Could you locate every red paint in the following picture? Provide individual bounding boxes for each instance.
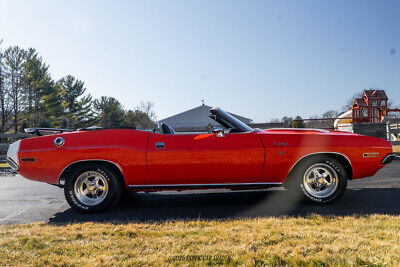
[147,131,265,184]
[258,129,391,182]
[18,129,149,185]
[17,128,393,188]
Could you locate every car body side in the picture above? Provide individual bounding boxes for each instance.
[15,128,392,188]
[17,130,149,186]
[258,129,391,183]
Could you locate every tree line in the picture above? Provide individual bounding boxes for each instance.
[0,40,156,133]
[270,110,347,128]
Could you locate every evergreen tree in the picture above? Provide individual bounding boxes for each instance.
[60,117,70,129]
[292,116,306,128]
[4,46,25,133]
[58,75,93,129]
[40,77,63,127]
[93,96,126,128]
[38,119,50,128]
[19,121,28,133]
[22,48,63,127]
[0,40,157,132]
[124,108,157,129]
[22,48,38,126]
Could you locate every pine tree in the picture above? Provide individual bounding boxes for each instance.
[292,116,306,128]
[93,96,126,128]
[41,77,63,127]
[58,75,93,129]
[22,48,63,127]
[4,46,25,133]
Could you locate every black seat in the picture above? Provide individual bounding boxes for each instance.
[161,123,175,135]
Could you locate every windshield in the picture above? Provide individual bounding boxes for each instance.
[210,108,253,132]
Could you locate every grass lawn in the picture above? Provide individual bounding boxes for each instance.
[1,215,400,266]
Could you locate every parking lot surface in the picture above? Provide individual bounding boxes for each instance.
[0,161,399,225]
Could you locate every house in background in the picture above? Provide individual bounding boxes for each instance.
[158,104,253,132]
[352,90,388,123]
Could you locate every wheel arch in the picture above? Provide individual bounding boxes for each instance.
[58,160,128,189]
[284,152,353,185]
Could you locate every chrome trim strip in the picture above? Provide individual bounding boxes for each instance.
[58,159,124,185]
[129,182,282,190]
[24,145,134,153]
[267,128,331,133]
[382,154,396,164]
[363,153,379,158]
[6,157,19,171]
[7,140,20,169]
[287,152,353,179]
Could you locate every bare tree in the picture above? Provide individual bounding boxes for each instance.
[123,101,156,129]
[137,101,157,122]
[387,100,400,118]
[123,101,157,129]
[269,118,281,123]
[322,110,340,119]
[342,92,362,112]
[0,40,12,132]
[282,116,294,128]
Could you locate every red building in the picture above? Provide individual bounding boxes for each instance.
[352,90,388,123]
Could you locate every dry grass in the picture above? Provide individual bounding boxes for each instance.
[1,215,400,266]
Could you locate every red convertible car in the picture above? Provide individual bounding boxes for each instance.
[7,107,395,212]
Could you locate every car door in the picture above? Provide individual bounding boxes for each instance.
[146,131,265,185]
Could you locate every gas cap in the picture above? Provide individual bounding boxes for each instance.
[54,137,65,147]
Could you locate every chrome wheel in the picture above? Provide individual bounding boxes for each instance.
[303,163,339,199]
[74,171,109,206]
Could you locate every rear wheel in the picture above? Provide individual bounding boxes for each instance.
[286,157,347,204]
[64,163,122,212]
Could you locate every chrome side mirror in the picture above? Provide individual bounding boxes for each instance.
[212,127,225,137]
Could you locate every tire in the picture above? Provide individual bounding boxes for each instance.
[64,163,122,213]
[286,157,347,204]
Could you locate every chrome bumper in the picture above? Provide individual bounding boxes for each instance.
[6,140,20,171]
[382,154,398,165]
[6,157,19,171]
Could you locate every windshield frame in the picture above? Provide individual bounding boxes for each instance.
[209,107,254,133]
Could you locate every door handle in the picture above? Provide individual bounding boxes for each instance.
[155,142,165,149]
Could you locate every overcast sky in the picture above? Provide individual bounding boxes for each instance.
[1,0,399,122]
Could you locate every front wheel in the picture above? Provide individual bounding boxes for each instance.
[64,163,122,212]
[286,157,347,204]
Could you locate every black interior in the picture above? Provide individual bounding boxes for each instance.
[209,108,253,133]
[161,123,175,135]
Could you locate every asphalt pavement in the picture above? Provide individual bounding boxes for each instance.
[1,161,400,225]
